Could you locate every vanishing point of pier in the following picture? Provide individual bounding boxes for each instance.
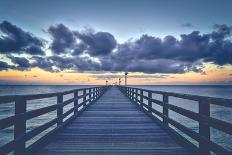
[0,86,232,155]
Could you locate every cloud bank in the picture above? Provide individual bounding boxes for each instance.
[0,21,232,74]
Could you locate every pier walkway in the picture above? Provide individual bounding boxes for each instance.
[1,86,232,155]
[36,87,189,155]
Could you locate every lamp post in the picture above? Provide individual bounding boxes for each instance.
[125,72,128,86]
[106,80,108,86]
[119,78,121,85]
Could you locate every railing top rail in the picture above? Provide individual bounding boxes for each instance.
[0,85,108,155]
[0,86,106,104]
[120,86,232,107]
[118,86,232,154]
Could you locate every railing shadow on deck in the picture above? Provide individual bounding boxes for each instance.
[0,86,109,155]
[118,86,232,155]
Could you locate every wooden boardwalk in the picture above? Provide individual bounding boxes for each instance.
[36,87,190,155]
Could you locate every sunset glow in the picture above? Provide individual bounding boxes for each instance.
[0,0,232,85]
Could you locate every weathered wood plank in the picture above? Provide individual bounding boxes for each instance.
[35,87,191,155]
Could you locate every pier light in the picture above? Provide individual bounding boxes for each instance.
[119,78,121,85]
[106,80,108,86]
[125,72,128,86]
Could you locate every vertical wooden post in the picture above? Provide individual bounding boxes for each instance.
[83,89,87,106]
[132,88,134,101]
[14,97,26,155]
[163,94,169,125]
[199,100,210,155]
[97,88,100,98]
[131,88,133,99]
[89,88,91,102]
[136,89,138,102]
[57,94,63,126]
[93,88,96,100]
[133,89,136,101]
[74,90,78,115]
[140,90,143,106]
[95,88,97,98]
[148,91,152,113]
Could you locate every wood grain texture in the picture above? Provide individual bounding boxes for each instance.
[36,87,191,155]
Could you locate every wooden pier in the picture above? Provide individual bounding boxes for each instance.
[0,86,232,155]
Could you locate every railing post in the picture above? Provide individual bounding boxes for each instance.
[89,88,91,102]
[93,88,96,100]
[148,91,152,113]
[199,100,210,155]
[163,94,169,125]
[130,88,133,99]
[97,88,99,98]
[83,89,87,106]
[140,90,143,106]
[14,97,26,155]
[132,88,135,101]
[74,90,78,115]
[136,89,138,102]
[57,94,63,126]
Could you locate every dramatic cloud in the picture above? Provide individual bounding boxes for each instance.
[0,61,13,70]
[48,24,76,55]
[0,21,45,55]
[0,21,232,74]
[75,31,117,56]
[48,24,117,56]
[29,55,101,72]
[7,55,31,70]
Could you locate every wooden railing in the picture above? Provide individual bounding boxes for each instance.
[118,86,232,155]
[0,86,108,155]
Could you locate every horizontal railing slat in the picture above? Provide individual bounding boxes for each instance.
[0,86,108,155]
[0,87,101,104]
[118,86,232,155]
[127,87,232,107]
[0,115,16,130]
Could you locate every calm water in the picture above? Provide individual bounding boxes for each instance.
[0,85,232,151]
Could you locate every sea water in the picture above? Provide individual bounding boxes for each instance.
[0,85,231,151]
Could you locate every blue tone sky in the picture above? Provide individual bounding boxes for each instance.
[1,0,232,43]
[0,0,232,85]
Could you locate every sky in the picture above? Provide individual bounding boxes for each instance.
[0,0,232,85]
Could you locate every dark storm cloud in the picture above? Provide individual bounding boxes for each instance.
[0,21,45,55]
[48,24,76,55]
[7,55,31,70]
[30,56,54,72]
[1,21,232,74]
[48,25,117,56]
[30,55,101,72]
[0,61,13,70]
[211,24,232,41]
[75,31,117,56]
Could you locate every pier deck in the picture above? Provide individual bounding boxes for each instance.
[36,87,190,155]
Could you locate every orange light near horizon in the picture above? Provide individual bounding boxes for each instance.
[0,64,231,85]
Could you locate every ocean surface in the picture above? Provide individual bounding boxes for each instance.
[0,85,232,152]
